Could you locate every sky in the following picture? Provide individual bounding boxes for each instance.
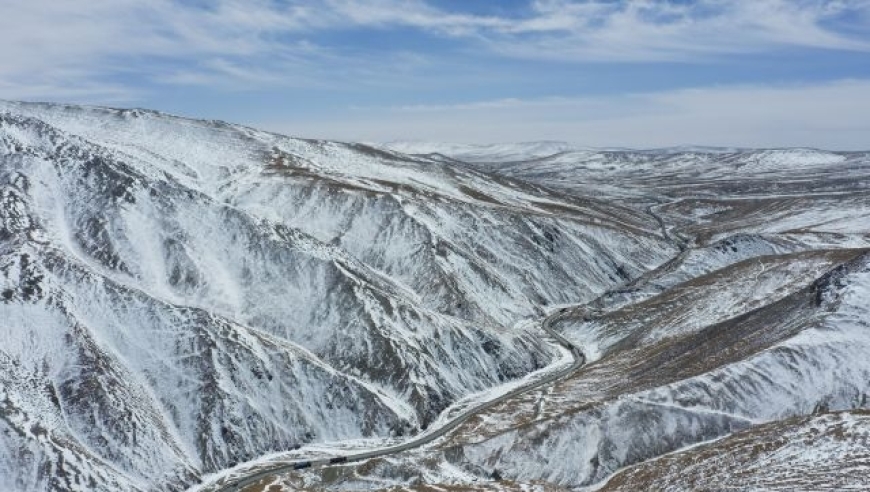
[1,0,869,149]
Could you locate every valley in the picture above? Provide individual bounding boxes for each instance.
[1,102,868,491]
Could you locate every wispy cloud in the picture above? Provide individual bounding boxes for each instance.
[1,0,869,100]
[311,0,870,60]
[484,0,870,61]
[0,0,330,98]
[304,0,870,61]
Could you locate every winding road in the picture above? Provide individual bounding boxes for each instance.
[211,310,585,492]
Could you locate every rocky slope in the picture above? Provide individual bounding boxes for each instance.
[599,409,870,491]
[245,143,870,491]
[0,102,673,491]
[2,104,868,491]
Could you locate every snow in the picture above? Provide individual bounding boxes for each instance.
[1,101,676,490]
[2,100,869,492]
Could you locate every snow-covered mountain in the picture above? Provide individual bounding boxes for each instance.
[0,102,674,491]
[217,143,867,490]
[426,145,870,202]
[1,103,868,492]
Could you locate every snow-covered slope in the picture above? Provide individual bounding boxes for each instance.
[599,409,870,491]
[245,141,870,491]
[0,101,674,491]
[3,101,868,492]
[429,145,870,203]
[276,250,870,491]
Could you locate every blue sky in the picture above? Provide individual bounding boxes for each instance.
[1,0,870,148]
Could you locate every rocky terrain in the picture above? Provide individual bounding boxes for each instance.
[1,103,868,491]
[599,409,870,491]
[0,102,670,491]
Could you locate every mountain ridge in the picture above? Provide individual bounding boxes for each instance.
[1,100,868,491]
[1,101,677,491]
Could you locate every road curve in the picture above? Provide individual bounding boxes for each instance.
[212,310,585,492]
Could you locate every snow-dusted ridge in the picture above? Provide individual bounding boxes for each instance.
[224,138,868,490]
[379,141,581,163]
[1,100,675,491]
[2,100,869,491]
[194,307,584,492]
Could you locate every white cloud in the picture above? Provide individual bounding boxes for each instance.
[0,0,328,99]
[300,0,870,61]
[1,0,869,100]
[488,0,870,61]
[263,79,870,150]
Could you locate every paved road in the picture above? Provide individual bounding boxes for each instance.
[212,311,585,492]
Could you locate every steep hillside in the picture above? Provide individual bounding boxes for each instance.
[0,101,673,491]
[267,248,870,492]
[3,103,868,492]
[599,409,870,491]
[241,144,870,491]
